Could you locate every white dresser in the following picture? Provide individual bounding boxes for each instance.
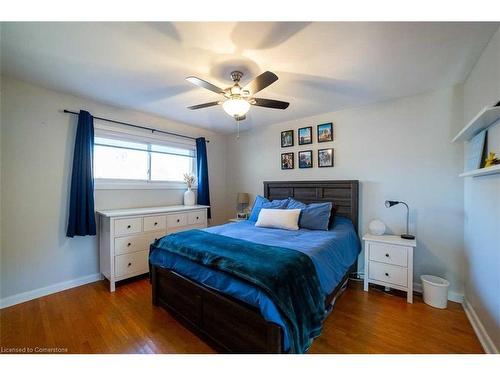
[362,234,417,303]
[97,205,209,292]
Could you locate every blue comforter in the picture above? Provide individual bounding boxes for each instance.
[149,216,360,351]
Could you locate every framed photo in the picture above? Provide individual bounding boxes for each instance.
[281,152,294,170]
[281,130,294,147]
[298,150,313,168]
[466,129,487,171]
[317,122,333,142]
[318,148,334,167]
[298,126,312,145]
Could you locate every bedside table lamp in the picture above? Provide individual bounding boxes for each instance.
[237,193,249,219]
[385,200,415,240]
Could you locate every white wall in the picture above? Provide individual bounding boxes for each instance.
[0,76,227,300]
[225,86,465,297]
[462,27,500,352]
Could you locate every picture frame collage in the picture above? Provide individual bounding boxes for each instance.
[280,123,334,170]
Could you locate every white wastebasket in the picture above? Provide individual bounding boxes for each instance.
[420,275,450,309]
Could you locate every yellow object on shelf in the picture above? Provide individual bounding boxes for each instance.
[484,152,499,168]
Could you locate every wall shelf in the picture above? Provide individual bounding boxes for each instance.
[452,106,500,143]
[459,164,500,178]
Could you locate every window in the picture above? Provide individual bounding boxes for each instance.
[94,132,196,188]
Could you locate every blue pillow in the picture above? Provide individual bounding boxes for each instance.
[287,198,332,230]
[249,195,289,222]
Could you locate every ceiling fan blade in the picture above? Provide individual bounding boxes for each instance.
[186,76,225,95]
[252,98,289,109]
[243,71,278,94]
[187,101,220,110]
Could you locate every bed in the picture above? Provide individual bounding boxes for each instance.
[150,180,360,353]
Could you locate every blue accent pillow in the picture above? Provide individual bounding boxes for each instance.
[249,195,289,222]
[287,198,332,231]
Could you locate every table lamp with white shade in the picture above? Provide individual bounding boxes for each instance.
[237,193,250,219]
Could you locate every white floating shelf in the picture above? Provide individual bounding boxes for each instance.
[459,164,500,178]
[452,106,500,143]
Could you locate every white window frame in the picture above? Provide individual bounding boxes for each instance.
[93,121,197,190]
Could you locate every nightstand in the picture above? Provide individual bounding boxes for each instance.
[228,218,247,223]
[362,234,417,303]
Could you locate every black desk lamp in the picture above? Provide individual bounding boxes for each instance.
[385,200,415,240]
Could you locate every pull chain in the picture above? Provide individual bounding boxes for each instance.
[236,118,240,139]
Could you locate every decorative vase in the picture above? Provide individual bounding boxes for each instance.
[184,187,195,206]
[368,219,386,236]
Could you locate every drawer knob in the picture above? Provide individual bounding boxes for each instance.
[196,216,199,220]
[154,222,158,226]
[385,272,389,277]
[127,225,131,229]
[128,262,132,267]
[127,243,131,247]
[177,219,180,223]
[385,253,389,257]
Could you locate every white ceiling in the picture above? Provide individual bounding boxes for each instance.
[1,22,498,133]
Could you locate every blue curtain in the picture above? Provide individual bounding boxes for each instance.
[196,137,211,218]
[67,110,96,237]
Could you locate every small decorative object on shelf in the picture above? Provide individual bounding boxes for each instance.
[183,173,196,206]
[484,152,499,167]
[368,219,386,235]
[385,200,415,240]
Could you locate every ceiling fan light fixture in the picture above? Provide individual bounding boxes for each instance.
[222,98,250,118]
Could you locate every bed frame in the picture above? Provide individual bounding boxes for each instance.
[151,180,359,353]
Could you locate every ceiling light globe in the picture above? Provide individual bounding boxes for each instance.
[223,98,250,118]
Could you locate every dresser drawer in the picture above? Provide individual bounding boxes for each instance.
[167,225,204,234]
[114,217,142,236]
[369,242,408,267]
[187,210,206,225]
[115,250,149,278]
[143,215,166,232]
[115,232,163,255]
[369,261,408,287]
[167,213,187,229]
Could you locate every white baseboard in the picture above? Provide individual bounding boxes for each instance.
[0,273,102,309]
[413,282,464,303]
[462,297,499,354]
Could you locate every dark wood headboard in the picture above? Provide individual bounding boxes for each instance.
[263,180,359,233]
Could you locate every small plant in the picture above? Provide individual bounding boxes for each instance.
[183,173,195,189]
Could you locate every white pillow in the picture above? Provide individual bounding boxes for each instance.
[255,208,301,231]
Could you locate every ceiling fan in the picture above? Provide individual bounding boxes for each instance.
[186,71,289,121]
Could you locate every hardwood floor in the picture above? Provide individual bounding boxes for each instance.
[0,277,483,354]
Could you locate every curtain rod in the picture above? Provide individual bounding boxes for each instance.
[63,110,209,143]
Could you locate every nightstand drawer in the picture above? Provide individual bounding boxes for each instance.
[115,250,149,278]
[369,261,408,287]
[167,213,187,229]
[369,243,408,267]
